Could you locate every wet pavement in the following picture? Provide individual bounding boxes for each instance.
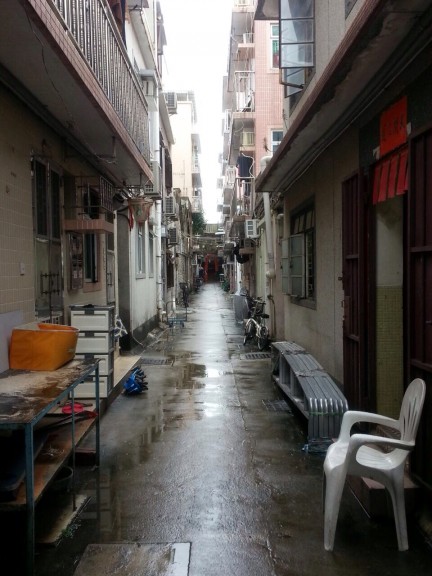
[29,282,432,574]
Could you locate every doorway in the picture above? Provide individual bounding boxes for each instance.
[33,159,64,322]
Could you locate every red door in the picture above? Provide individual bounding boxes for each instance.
[342,173,375,411]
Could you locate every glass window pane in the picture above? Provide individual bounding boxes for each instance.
[271,23,279,37]
[291,277,303,296]
[272,39,279,68]
[281,20,314,44]
[281,0,314,19]
[281,43,314,68]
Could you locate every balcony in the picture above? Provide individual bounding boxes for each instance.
[232,1,255,37]
[237,33,255,61]
[0,0,153,187]
[192,196,203,213]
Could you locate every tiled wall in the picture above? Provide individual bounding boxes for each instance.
[376,286,403,418]
[0,89,35,322]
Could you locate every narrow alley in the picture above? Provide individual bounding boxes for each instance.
[33,283,432,576]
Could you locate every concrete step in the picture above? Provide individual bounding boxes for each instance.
[348,473,418,519]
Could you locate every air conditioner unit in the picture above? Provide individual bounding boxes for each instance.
[224,109,232,133]
[243,33,254,43]
[241,132,255,146]
[168,228,178,244]
[165,92,177,113]
[164,196,176,215]
[243,238,255,248]
[245,219,259,238]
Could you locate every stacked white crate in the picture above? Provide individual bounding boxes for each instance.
[70,305,115,398]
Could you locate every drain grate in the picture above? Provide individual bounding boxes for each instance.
[262,399,292,413]
[226,335,244,343]
[140,358,172,366]
[240,352,272,360]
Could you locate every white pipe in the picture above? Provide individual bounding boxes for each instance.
[260,156,276,281]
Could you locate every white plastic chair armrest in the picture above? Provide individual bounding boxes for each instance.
[347,433,414,459]
[338,411,399,441]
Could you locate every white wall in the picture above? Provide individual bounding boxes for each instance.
[283,128,358,382]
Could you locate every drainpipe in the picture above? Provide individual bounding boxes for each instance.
[139,66,164,322]
[155,198,164,322]
[260,156,276,335]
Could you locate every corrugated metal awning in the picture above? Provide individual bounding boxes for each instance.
[372,147,408,205]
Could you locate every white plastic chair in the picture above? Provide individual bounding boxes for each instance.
[323,378,426,552]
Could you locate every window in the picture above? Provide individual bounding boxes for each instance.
[282,202,315,301]
[84,234,98,283]
[82,186,99,284]
[279,0,315,97]
[271,23,279,68]
[148,232,155,277]
[271,129,283,152]
[136,223,146,277]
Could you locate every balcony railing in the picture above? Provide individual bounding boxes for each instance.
[53,0,151,163]
[192,196,203,213]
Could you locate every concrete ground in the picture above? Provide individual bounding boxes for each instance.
[29,282,432,574]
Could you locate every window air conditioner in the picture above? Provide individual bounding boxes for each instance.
[243,238,255,248]
[245,219,259,238]
[165,92,177,113]
[241,132,255,146]
[164,196,176,215]
[168,228,178,244]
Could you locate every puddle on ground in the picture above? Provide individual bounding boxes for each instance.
[175,363,233,389]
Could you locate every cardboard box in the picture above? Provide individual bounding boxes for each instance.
[9,323,79,371]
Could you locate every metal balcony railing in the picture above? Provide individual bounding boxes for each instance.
[53,0,151,163]
[191,196,203,213]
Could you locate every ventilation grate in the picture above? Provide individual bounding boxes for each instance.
[226,335,245,343]
[262,399,292,413]
[140,358,172,366]
[240,352,272,360]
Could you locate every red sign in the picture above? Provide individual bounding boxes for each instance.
[379,96,407,156]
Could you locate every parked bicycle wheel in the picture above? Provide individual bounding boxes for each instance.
[243,319,255,345]
[257,325,269,350]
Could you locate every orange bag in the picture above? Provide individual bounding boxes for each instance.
[9,322,79,371]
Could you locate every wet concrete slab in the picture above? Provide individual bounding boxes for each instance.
[23,282,432,575]
[74,542,190,575]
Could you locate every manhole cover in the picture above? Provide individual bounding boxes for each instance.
[262,399,292,413]
[140,358,172,365]
[240,352,272,360]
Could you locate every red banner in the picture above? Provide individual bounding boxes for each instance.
[379,96,407,156]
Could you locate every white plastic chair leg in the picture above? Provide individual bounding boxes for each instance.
[324,467,346,551]
[387,478,409,551]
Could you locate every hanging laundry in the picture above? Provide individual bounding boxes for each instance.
[236,153,253,181]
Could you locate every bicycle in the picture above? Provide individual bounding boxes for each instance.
[243,297,270,350]
[179,282,189,308]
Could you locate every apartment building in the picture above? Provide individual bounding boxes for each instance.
[166,90,202,302]
[0,1,173,390]
[220,0,284,337]
[254,0,432,510]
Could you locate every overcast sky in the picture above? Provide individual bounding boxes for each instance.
[161,0,232,223]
